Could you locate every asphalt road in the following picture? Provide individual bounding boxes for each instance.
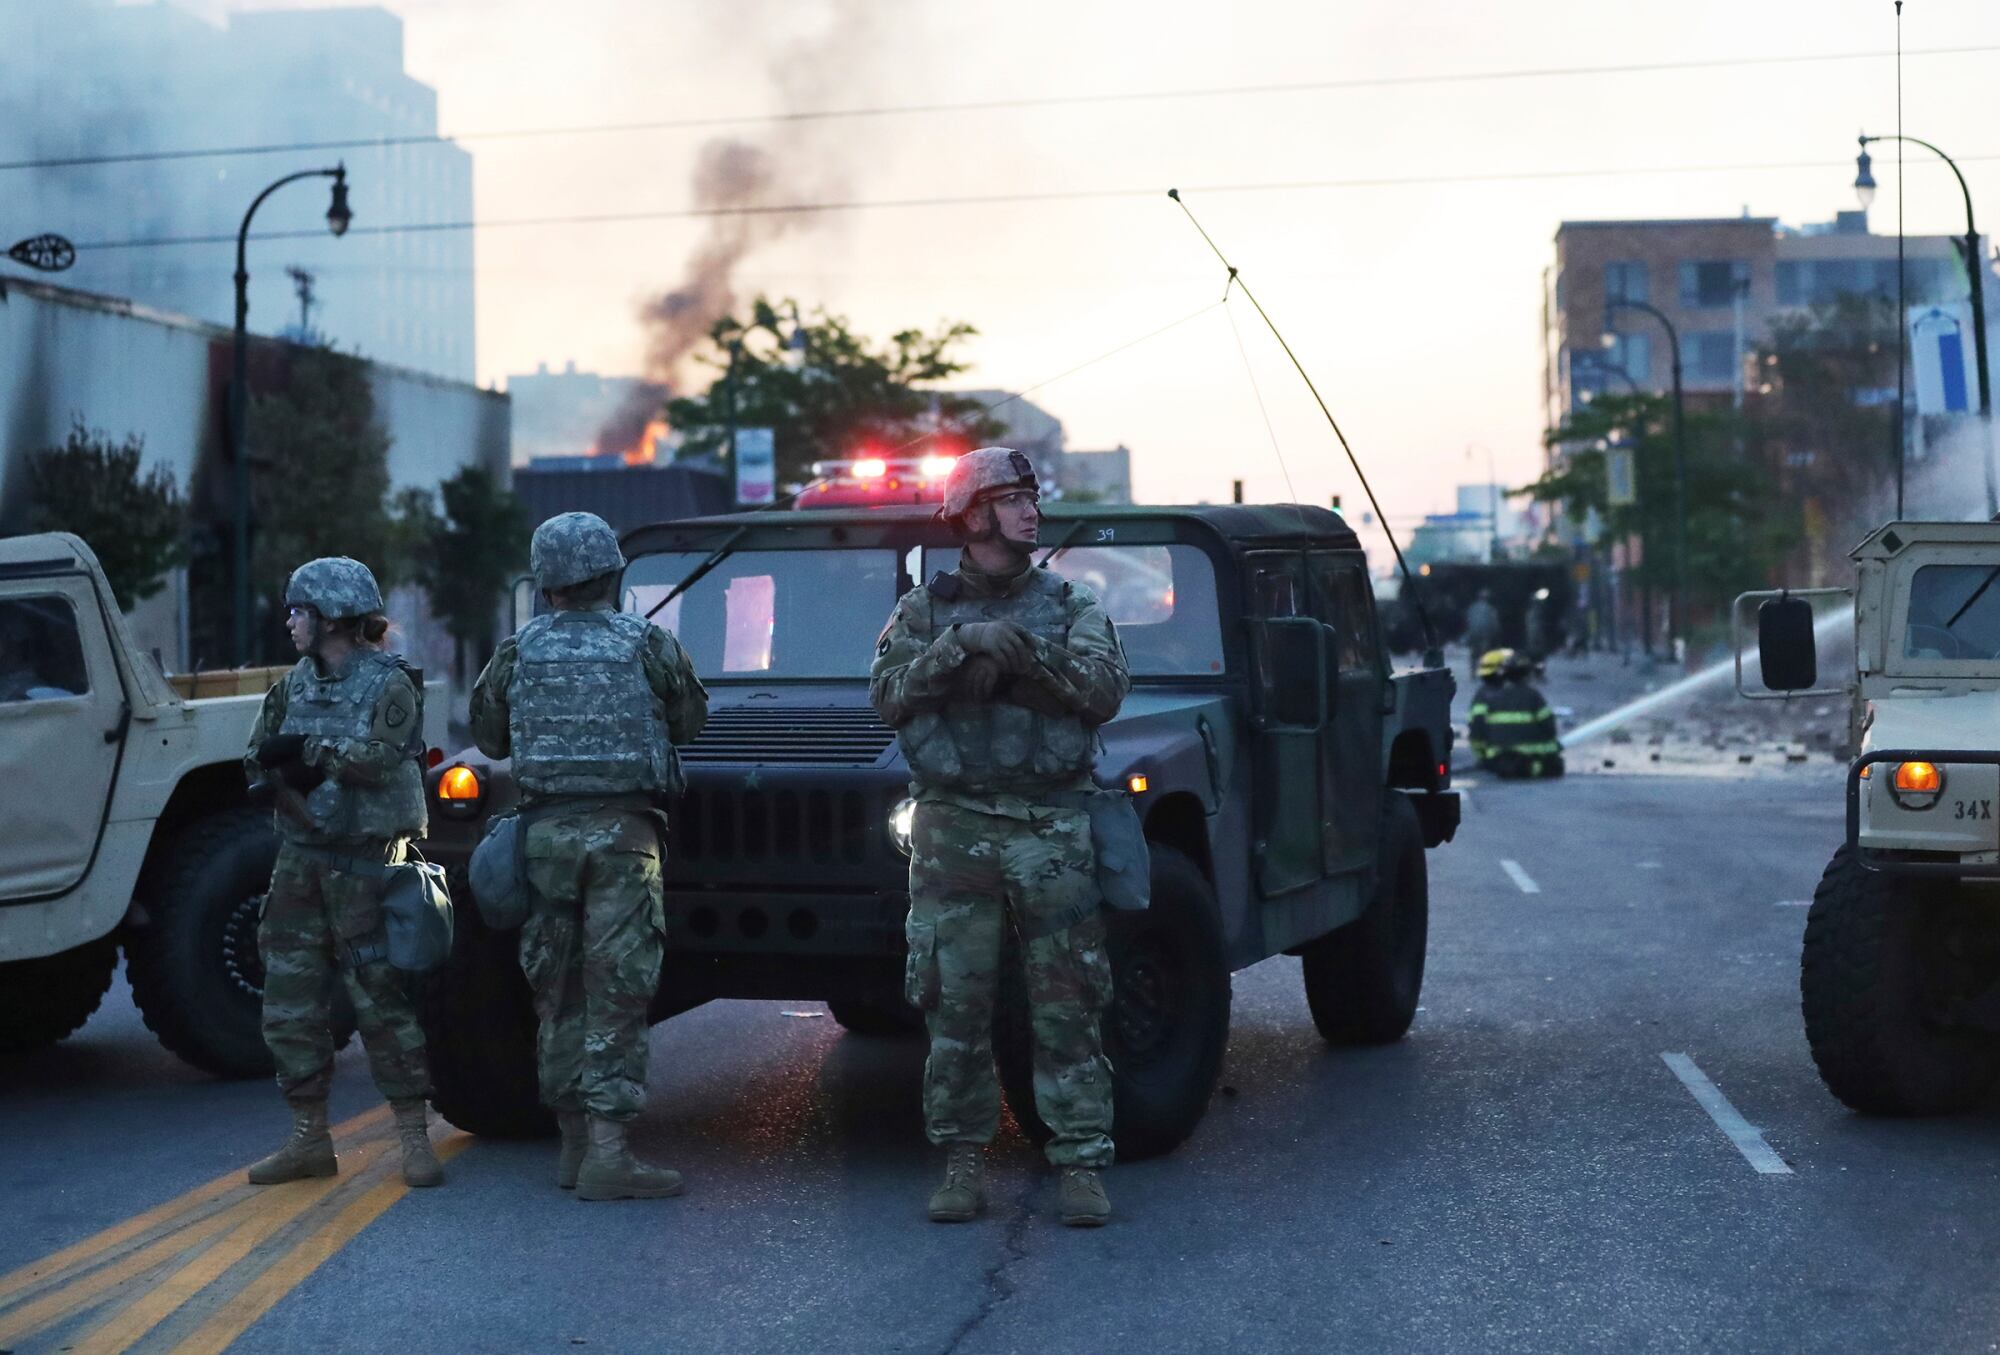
[7,766,2000,1354]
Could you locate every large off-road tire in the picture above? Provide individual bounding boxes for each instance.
[997,844,1231,1161]
[422,871,553,1138]
[1300,792,1429,1045]
[827,996,925,1037]
[0,936,118,1054]
[1801,846,2000,1115]
[127,809,280,1078]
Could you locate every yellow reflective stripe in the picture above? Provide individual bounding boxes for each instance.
[1483,711,1541,725]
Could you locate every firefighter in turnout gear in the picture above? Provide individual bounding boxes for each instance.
[243,557,442,1189]
[469,512,708,1201]
[1468,649,1564,779]
[871,447,1130,1228]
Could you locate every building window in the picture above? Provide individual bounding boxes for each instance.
[1681,331,1738,384]
[1605,260,1648,304]
[1604,332,1651,386]
[1777,257,1959,307]
[1678,260,1749,309]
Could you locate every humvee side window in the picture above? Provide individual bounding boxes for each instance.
[1307,555,1381,674]
[0,596,88,703]
[1904,564,2000,661]
[1249,555,1306,619]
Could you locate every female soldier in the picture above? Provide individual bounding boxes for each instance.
[241,557,441,1188]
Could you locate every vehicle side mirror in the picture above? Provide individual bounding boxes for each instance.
[1248,616,1327,730]
[509,573,537,633]
[1758,595,1817,692]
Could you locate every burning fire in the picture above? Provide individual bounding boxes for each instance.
[616,418,671,466]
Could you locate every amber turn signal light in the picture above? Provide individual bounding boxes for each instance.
[1127,774,1149,794]
[1892,761,1941,794]
[438,765,481,801]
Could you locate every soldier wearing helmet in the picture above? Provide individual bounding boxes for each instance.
[241,556,443,1189]
[469,511,709,1201]
[871,448,1130,1228]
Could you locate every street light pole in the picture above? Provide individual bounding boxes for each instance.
[230,165,350,665]
[1604,299,1688,659]
[1856,134,1993,517]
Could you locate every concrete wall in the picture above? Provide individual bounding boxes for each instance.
[0,276,508,674]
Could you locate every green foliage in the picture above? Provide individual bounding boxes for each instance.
[663,297,1004,486]
[404,465,530,672]
[247,346,400,619]
[1525,393,1799,607]
[26,421,186,610]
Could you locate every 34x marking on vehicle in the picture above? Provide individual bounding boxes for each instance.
[1952,798,1993,821]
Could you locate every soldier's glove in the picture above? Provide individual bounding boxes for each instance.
[277,756,325,795]
[959,653,1005,702]
[956,621,1033,675]
[1005,673,1074,718]
[257,733,309,768]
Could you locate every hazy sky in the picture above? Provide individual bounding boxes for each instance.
[200,0,2000,552]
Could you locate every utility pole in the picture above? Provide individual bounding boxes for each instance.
[285,266,317,337]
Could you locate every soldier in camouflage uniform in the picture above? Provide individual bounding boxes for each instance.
[871,448,1130,1227]
[470,511,708,1201]
[243,557,442,1188]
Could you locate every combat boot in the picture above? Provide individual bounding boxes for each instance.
[246,1099,336,1184]
[1057,1167,1110,1227]
[556,1109,587,1190]
[391,1099,443,1188]
[574,1115,684,1201]
[928,1143,985,1223]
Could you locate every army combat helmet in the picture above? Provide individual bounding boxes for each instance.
[940,447,1038,526]
[285,557,383,620]
[531,511,625,591]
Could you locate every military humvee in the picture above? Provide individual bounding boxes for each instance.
[1747,519,2000,1114]
[0,531,447,1072]
[419,503,1459,1158]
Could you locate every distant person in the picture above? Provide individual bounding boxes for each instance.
[1466,648,1512,766]
[1464,588,1500,681]
[1525,586,1555,661]
[1472,651,1564,780]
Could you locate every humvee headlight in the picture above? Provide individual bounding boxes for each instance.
[889,797,917,856]
[1889,760,1943,809]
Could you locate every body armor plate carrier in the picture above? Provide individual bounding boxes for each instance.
[507,609,681,798]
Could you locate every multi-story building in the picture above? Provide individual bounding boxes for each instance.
[1544,208,1976,426]
[507,360,667,466]
[0,1,475,381]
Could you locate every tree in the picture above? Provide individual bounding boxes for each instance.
[26,421,185,610]
[1525,393,1798,628]
[664,297,1005,487]
[243,346,399,658]
[405,466,530,677]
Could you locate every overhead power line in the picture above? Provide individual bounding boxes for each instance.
[6,42,1998,174]
[69,151,2000,253]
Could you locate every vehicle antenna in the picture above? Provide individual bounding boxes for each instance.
[1167,189,1443,666]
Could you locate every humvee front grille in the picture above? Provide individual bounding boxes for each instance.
[673,785,902,866]
[682,706,896,767]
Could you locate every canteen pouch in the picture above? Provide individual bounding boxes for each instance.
[1051,788,1151,912]
[468,812,532,930]
[380,858,454,973]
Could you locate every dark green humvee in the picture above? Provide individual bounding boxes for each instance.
[418,503,1458,1159]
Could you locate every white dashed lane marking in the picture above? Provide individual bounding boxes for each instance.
[1661,1052,1793,1176]
[1500,859,1540,894]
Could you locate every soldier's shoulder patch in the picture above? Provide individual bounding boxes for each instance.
[877,631,894,657]
[384,698,411,729]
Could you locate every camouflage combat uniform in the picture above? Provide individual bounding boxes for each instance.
[469,603,707,1121]
[246,648,430,1103]
[871,551,1130,1168]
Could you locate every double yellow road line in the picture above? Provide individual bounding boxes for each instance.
[0,1106,469,1354]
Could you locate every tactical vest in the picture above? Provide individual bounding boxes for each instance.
[896,568,1097,793]
[507,609,680,798]
[278,651,428,843]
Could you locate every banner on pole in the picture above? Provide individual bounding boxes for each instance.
[735,427,775,506]
[1909,304,1976,416]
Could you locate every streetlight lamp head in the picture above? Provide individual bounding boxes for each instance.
[326,171,352,238]
[1600,330,1619,350]
[1854,145,1877,211]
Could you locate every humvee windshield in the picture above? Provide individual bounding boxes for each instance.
[1904,563,2000,661]
[621,541,1225,681]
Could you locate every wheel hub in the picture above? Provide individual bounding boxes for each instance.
[1112,932,1179,1060]
[221,892,265,999]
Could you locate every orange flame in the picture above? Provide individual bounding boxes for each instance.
[622,418,671,466]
